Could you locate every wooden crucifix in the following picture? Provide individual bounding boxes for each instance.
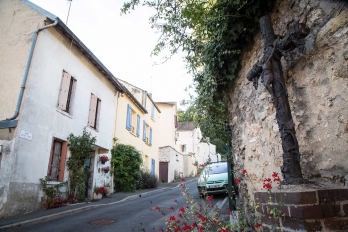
[247,15,310,185]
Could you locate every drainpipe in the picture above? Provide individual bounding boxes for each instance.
[6,18,58,120]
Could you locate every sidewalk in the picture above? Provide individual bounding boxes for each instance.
[0,177,197,230]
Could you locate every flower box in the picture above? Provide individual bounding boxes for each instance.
[93,193,102,200]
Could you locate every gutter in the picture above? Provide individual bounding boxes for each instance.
[1,18,58,128]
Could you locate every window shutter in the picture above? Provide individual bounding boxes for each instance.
[143,120,146,142]
[174,115,178,128]
[88,94,97,127]
[151,104,155,118]
[149,127,152,146]
[58,142,68,182]
[136,114,140,137]
[58,72,71,110]
[126,104,132,130]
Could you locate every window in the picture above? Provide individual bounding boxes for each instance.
[126,104,140,137]
[142,120,152,146]
[174,115,178,128]
[47,139,67,181]
[57,71,76,113]
[88,93,101,129]
[151,103,155,119]
[182,145,186,152]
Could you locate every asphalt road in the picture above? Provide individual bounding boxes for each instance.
[17,181,230,232]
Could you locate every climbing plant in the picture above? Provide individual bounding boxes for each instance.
[110,140,142,192]
[66,128,96,201]
[121,0,274,142]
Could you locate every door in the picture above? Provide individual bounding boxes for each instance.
[159,162,168,183]
[151,159,155,176]
[85,151,95,199]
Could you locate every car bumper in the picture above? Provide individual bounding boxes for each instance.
[198,185,227,194]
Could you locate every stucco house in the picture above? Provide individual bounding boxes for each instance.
[116,79,161,176]
[0,0,133,219]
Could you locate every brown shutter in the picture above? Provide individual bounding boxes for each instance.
[58,72,71,110]
[58,142,68,182]
[88,94,98,127]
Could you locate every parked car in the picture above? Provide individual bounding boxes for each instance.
[197,162,228,196]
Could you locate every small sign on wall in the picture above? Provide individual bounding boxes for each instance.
[20,130,33,141]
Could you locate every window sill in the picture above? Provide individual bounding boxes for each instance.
[87,126,99,133]
[46,181,63,185]
[56,109,73,119]
[129,131,138,137]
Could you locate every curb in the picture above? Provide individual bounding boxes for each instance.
[0,178,197,230]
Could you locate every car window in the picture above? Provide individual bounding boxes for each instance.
[205,163,227,175]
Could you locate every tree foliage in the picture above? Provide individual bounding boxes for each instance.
[122,0,273,143]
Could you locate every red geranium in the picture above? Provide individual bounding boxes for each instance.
[207,196,213,202]
[242,169,247,175]
[235,178,241,184]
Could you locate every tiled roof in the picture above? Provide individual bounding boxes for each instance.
[177,122,196,131]
[156,102,176,105]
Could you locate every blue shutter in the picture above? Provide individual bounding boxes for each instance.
[149,127,152,146]
[151,159,155,175]
[143,120,146,142]
[151,104,154,119]
[126,104,132,131]
[136,114,140,137]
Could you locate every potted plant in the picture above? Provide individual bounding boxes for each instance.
[104,181,111,196]
[98,187,108,196]
[93,186,102,200]
[99,155,109,164]
[101,166,110,173]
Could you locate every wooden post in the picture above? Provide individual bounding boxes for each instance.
[247,15,310,185]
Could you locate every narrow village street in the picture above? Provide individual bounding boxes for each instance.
[13,180,230,232]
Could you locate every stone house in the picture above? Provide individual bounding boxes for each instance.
[227,0,348,230]
[0,0,142,219]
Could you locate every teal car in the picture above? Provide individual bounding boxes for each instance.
[197,162,228,195]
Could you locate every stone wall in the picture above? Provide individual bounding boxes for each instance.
[227,0,348,223]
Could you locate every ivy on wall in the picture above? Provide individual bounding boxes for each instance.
[66,128,96,201]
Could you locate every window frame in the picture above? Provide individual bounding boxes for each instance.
[47,138,68,182]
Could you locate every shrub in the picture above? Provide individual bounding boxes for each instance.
[138,170,159,189]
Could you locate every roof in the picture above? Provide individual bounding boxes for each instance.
[156,102,177,105]
[177,122,196,131]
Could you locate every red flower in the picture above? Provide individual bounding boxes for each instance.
[181,178,185,182]
[169,207,174,210]
[201,216,207,223]
[174,199,177,203]
[254,223,261,228]
[235,178,240,184]
[179,207,185,213]
[264,178,271,183]
[183,225,191,231]
[197,214,202,219]
[242,169,247,175]
[155,206,160,211]
[207,196,213,202]
[272,172,278,178]
[178,213,183,218]
[169,215,176,221]
[263,183,272,189]
[191,222,197,228]
[229,210,232,214]
[273,176,281,182]
[198,226,205,231]
[219,228,229,232]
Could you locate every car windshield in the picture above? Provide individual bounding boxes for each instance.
[205,163,227,175]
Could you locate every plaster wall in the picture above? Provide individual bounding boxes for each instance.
[0,22,117,218]
[159,146,183,182]
[227,0,348,206]
[0,0,46,120]
[114,94,160,176]
[157,103,177,148]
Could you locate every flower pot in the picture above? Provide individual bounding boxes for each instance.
[101,161,106,164]
[105,187,111,196]
[43,202,48,209]
[104,170,109,173]
[93,193,102,200]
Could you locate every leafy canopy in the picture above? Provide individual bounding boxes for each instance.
[122,0,273,143]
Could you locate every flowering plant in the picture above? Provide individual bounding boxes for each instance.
[101,166,110,171]
[98,187,108,196]
[99,155,109,163]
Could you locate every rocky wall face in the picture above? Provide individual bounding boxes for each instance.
[228,0,348,199]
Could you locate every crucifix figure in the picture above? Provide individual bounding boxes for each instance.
[247,15,310,185]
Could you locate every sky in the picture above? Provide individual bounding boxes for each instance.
[29,0,193,109]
